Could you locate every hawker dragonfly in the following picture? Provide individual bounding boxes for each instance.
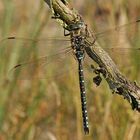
[0,19,140,134]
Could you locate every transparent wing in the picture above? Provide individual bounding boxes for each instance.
[0,36,71,57]
[87,19,140,79]
[0,36,78,80]
[93,19,140,50]
[94,19,140,38]
[7,47,78,80]
[89,19,140,67]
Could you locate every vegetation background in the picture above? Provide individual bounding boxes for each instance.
[0,0,140,139]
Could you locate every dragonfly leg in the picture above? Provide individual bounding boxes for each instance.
[64,27,70,36]
[61,0,67,4]
[51,13,61,19]
[63,22,71,36]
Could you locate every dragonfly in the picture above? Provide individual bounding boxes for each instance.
[0,19,140,134]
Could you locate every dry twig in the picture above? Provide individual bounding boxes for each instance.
[44,0,140,111]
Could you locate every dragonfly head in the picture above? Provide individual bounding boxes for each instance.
[66,21,84,31]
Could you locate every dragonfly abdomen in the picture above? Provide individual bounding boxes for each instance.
[78,58,89,134]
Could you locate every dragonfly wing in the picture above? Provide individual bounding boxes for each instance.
[89,41,140,81]
[92,19,140,51]
[0,36,76,80]
[87,19,140,71]
[7,47,78,80]
[0,36,71,57]
[86,19,140,81]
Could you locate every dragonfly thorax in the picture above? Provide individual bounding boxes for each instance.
[71,35,85,60]
[71,35,85,49]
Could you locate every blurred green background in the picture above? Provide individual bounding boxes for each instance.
[0,0,140,140]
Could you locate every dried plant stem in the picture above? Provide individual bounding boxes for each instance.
[44,0,140,111]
